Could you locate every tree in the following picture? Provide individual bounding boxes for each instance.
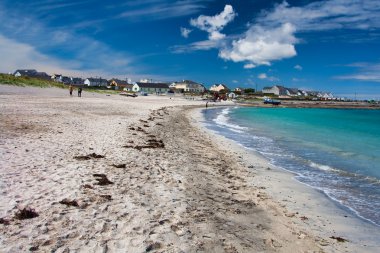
[244,88,255,94]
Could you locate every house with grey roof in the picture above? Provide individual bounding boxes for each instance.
[72,78,84,85]
[262,85,289,96]
[14,69,50,80]
[84,78,108,87]
[133,82,170,94]
[172,80,205,93]
[210,84,229,92]
[109,79,133,91]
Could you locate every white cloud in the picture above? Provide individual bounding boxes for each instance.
[219,23,297,66]
[190,4,236,41]
[292,77,306,82]
[0,34,94,77]
[259,0,380,32]
[244,63,256,69]
[335,74,380,82]
[174,0,380,68]
[258,73,267,79]
[209,31,226,40]
[171,39,220,53]
[232,80,238,83]
[119,0,207,21]
[334,62,380,82]
[294,64,303,70]
[0,3,138,78]
[0,34,180,82]
[258,72,279,82]
[180,27,192,38]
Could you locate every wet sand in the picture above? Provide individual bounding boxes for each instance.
[0,85,379,252]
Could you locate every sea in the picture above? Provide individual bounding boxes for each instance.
[202,106,380,226]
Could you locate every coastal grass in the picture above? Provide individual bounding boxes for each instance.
[0,73,66,89]
[0,74,119,94]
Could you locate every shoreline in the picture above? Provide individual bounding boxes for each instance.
[1,85,379,252]
[190,106,380,251]
[236,100,380,109]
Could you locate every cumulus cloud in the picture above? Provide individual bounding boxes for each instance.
[190,4,236,41]
[180,27,192,38]
[294,64,303,70]
[219,23,297,66]
[175,0,380,68]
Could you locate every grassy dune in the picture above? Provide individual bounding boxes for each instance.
[0,74,120,94]
[0,73,67,88]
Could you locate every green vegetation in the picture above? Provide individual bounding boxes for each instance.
[0,74,119,94]
[243,88,255,94]
[0,73,66,88]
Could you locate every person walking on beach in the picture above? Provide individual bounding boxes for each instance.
[78,87,82,97]
[69,85,74,96]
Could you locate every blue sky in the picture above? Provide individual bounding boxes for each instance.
[1,0,380,99]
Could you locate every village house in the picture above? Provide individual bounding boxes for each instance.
[210,84,229,92]
[172,80,205,93]
[262,85,288,96]
[14,69,50,80]
[72,78,84,85]
[262,85,301,97]
[317,92,334,100]
[51,75,83,85]
[108,79,133,91]
[133,82,170,94]
[84,78,108,87]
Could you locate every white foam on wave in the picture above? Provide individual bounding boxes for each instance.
[213,108,247,133]
[309,161,340,173]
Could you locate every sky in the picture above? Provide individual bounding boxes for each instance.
[1,0,380,99]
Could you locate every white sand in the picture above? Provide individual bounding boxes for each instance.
[0,85,379,252]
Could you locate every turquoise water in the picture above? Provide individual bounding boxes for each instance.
[203,107,380,226]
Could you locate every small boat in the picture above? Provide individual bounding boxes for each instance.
[263,98,281,105]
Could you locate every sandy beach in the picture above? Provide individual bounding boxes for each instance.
[1,85,379,252]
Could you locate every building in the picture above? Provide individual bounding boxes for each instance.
[317,92,334,100]
[262,85,302,97]
[133,82,170,94]
[262,85,289,96]
[108,79,133,90]
[210,84,229,92]
[84,78,108,87]
[72,78,84,85]
[14,69,50,80]
[172,80,205,93]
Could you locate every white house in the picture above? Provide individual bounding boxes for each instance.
[133,82,170,94]
[132,83,140,92]
[172,80,205,93]
[317,92,334,100]
[210,84,229,92]
[84,78,108,87]
[262,85,288,96]
[14,69,37,77]
[14,69,50,80]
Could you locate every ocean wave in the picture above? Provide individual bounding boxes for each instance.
[309,162,340,172]
[212,108,247,133]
